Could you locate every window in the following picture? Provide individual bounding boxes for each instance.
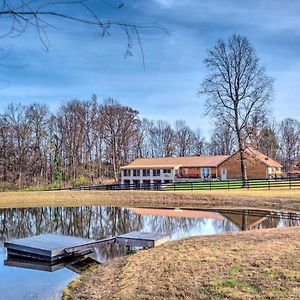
[133,170,140,177]
[143,169,150,176]
[153,169,161,176]
[201,168,211,178]
[163,169,171,174]
[133,180,140,189]
[124,180,130,186]
[123,170,130,177]
[182,168,189,175]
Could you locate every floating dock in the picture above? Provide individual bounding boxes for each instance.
[4,234,94,262]
[116,231,170,248]
[4,231,170,262]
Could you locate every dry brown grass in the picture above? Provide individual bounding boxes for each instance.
[67,227,300,300]
[0,189,300,210]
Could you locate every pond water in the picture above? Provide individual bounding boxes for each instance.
[0,206,299,300]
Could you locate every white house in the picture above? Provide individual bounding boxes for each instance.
[120,148,283,186]
[120,156,228,186]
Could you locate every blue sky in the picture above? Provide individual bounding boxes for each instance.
[1,0,300,135]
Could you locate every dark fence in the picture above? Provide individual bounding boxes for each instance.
[53,177,300,192]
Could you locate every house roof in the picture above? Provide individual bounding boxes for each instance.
[245,147,283,168]
[121,155,229,170]
[217,147,283,168]
[121,147,282,170]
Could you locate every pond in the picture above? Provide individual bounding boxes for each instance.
[0,206,299,299]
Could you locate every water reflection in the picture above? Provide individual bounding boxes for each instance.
[5,253,100,274]
[0,206,299,300]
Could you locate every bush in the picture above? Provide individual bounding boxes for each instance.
[73,175,87,187]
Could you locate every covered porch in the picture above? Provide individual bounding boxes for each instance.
[176,167,218,180]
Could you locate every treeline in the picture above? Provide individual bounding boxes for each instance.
[0,96,299,188]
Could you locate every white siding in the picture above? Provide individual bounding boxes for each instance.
[121,168,176,184]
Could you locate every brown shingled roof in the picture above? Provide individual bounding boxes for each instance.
[121,155,229,169]
[245,147,282,168]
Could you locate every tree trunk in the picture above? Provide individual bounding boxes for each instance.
[238,142,248,187]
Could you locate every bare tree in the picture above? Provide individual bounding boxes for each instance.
[279,118,300,173]
[0,0,165,59]
[200,34,273,184]
[256,122,278,159]
[100,98,139,181]
[174,120,194,156]
[148,120,176,157]
[191,128,206,156]
[208,119,236,155]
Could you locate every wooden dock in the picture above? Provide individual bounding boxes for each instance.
[4,231,170,262]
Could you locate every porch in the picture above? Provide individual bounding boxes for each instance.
[177,167,218,180]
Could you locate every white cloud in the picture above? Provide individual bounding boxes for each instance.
[152,0,186,8]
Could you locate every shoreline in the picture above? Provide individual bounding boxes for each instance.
[0,189,300,211]
[65,226,300,300]
[1,190,299,299]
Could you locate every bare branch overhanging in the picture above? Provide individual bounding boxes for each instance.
[0,0,167,57]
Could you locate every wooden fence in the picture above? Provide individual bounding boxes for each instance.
[54,177,300,192]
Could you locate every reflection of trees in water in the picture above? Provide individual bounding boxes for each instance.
[92,244,128,263]
[259,215,300,229]
[258,215,281,229]
[1,207,299,245]
[0,207,208,243]
[211,219,239,232]
[0,207,143,242]
[142,215,206,236]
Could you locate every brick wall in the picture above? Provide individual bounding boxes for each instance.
[218,151,268,179]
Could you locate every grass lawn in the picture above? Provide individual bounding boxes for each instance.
[0,189,300,210]
[164,179,300,191]
[65,227,300,300]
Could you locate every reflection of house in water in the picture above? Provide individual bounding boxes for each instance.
[131,208,270,232]
[131,208,225,220]
[220,212,269,231]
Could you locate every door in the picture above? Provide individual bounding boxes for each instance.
[221,168,227,181]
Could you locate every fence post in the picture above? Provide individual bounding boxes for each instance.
[289,176,292,190]
[209,181,212,191]
[191,182,193,191]
[227,180,230,190]
[268,180,270,190]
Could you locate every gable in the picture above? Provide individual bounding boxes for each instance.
[218,147,282,169]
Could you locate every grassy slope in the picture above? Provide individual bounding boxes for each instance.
[67,227,300,300]
[0,189,300,210]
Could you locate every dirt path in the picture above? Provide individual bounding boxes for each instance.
[66,227,300,300]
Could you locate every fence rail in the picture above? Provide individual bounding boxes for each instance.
[54,177,300,192]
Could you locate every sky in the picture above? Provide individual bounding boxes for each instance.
[1,0,300,136]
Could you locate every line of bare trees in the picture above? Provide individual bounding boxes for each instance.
[0,97,204,189]
[0,96,299,189]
